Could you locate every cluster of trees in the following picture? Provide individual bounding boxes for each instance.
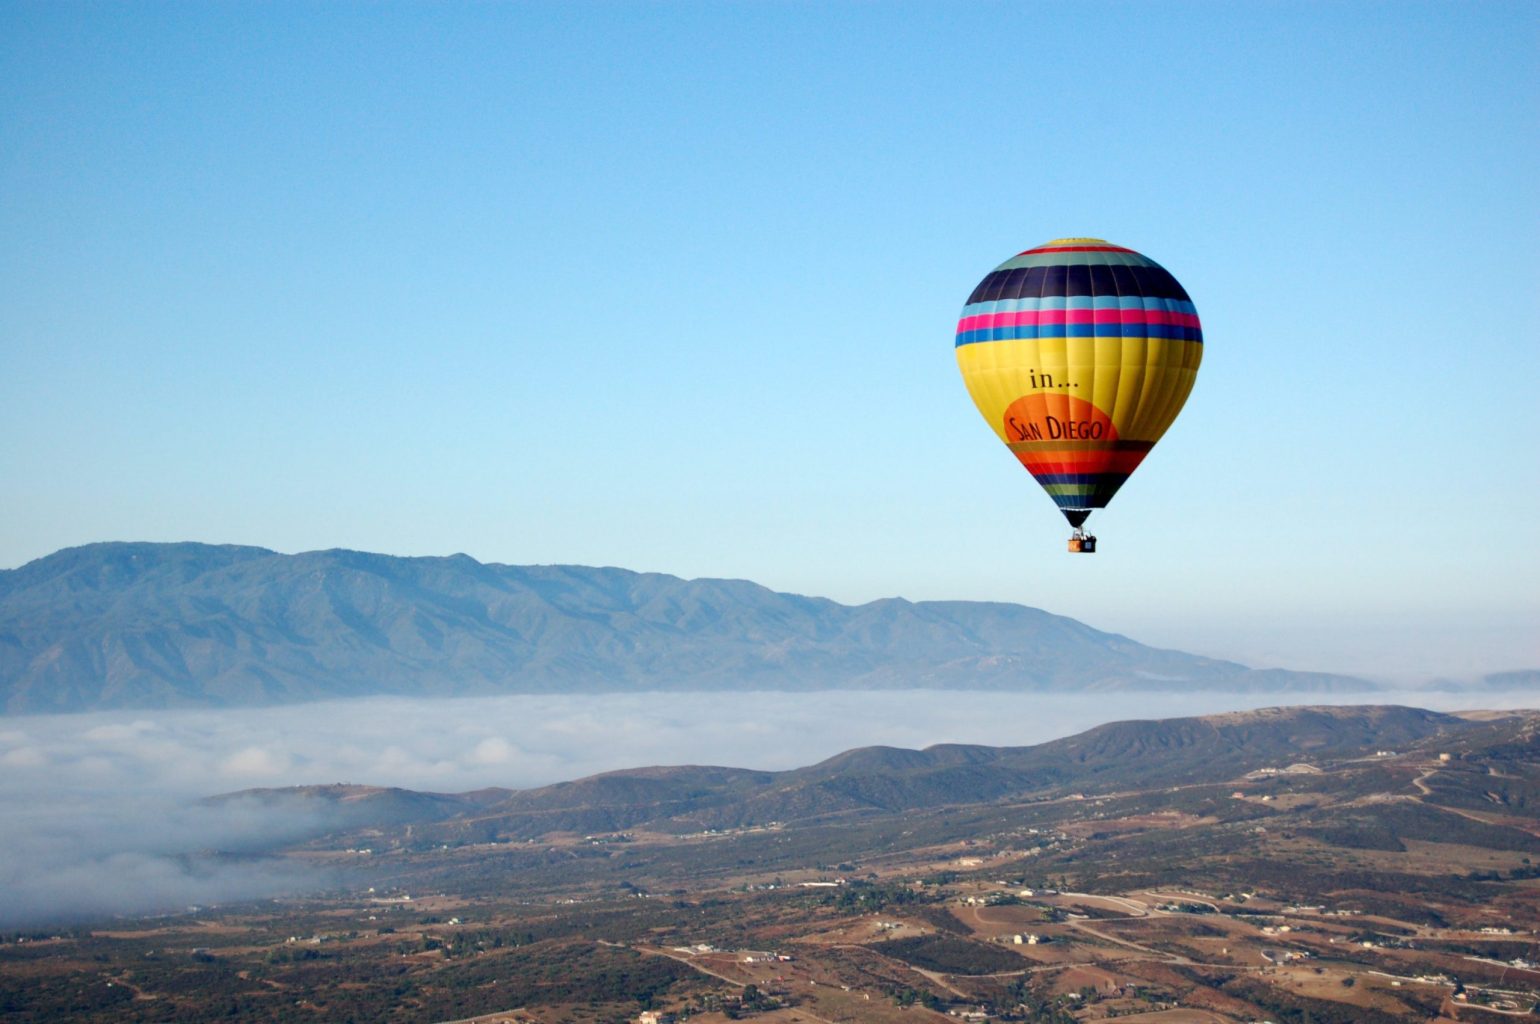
[873,935,1025,976]
[891,986,945,1010]
[0,975,135,1021]
[981,977,1080,1023]
[676,982,780,1021]
[1223,977,1412,1024]
[825,880,926,915]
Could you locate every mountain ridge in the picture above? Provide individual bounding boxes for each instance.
[212,704,1535,844]
[2,541,1377,713]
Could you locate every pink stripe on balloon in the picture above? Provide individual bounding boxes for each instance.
[956,310,1201,332]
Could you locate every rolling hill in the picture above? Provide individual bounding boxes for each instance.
[220,704,1498,843]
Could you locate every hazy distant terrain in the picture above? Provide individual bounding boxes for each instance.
[0,542,1383,713]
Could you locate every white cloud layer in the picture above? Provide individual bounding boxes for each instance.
[1,688,1533,928]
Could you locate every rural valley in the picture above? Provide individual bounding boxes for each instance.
[3,705,1536,1023]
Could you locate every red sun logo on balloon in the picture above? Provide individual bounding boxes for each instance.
[1002,393,1119,446]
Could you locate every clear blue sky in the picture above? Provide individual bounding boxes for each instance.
[3,1,1536,680]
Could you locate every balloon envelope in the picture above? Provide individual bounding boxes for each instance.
[954,238,1202,528]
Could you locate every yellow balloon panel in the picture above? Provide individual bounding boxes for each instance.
[955,337,1201,446]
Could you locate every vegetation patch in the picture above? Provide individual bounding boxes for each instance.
[871,934,1025,975]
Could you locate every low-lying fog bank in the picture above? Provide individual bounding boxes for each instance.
[2,688,1533,929]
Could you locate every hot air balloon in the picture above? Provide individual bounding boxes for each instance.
[955,238,1202,553]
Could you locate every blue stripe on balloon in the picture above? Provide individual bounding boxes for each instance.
[954,324,1203,346]
[958,297,1198,319]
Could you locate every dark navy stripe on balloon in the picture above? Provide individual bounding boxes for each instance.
[1031,473,1131,486]
[1044,478,1131,509]
[955,323,1203,346]
[966,264,1192,306]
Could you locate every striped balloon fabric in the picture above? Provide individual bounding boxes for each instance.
[954,238,1203,526]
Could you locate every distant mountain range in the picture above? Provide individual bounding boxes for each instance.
[223,704,1540,843]
[0,542,1388,713]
